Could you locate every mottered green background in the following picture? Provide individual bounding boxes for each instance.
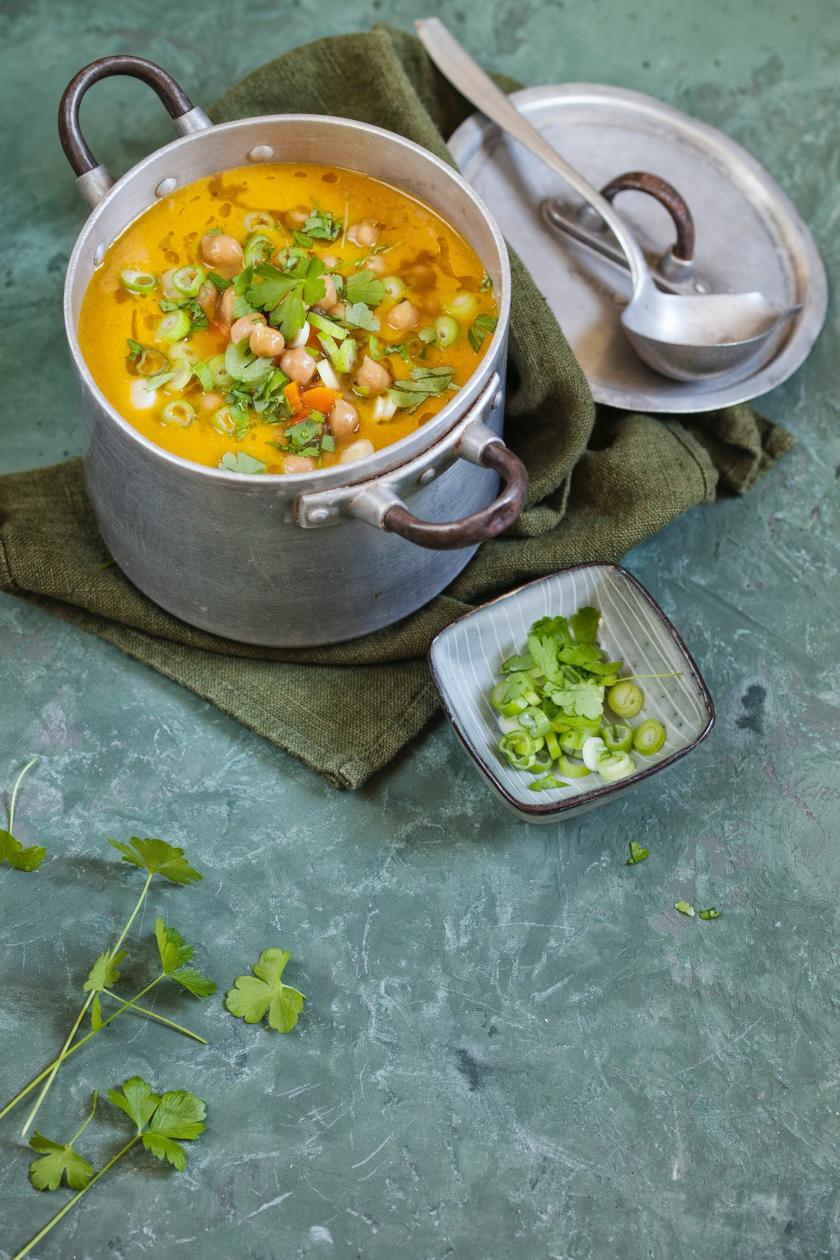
[1,1,838,1257]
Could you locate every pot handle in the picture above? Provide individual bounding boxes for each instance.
[378,435,528,550]
[342,414,529,551]
[59,56,211,207]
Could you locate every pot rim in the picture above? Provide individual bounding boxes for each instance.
[64,112,511,490]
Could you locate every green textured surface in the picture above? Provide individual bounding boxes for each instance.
[0,2,837,1258]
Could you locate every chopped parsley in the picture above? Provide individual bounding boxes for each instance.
[301,207,342,242]
[344,301,380,331]
[625,841,649,865]
[271,412,333,459]
[674,901,696,918]
[345,269,387,308]
[126,338,144,362]
[389,365,456,413]
[468,313,498,352]
[246,255,326,340]
[698,908,722,920]
[219,451,267,474]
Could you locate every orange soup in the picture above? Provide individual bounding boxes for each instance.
[79,163,498,475]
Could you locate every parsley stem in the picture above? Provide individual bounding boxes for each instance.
[20,872,155,1137]
[12,1134,140,1260]
[7,756,37,834]
[0,976,204,1123]
[69,1089,98,1146]
[102,983,208,1043]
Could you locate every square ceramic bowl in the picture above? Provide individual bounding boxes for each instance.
[428,564,714,822]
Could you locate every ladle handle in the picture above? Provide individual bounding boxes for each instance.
[415,17,652,295]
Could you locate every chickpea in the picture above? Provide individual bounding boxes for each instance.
[199,391,224,412]
[355,354,391,395]
[200,233,243,269]
[217,286,236,328]
[280,347,317,386]
[250,323,285,358]
[314,275,338,312]
[367,254,387,275]
[283,454,316,474]
[321,253,337,269]
[339,438,375,464]
[329,398,359,437]
[347,220,379,248]
[286,207,309,227]
[387,300,420,332]
[329,301,345,320]
[230,312,266,343]
[198,280,218,321]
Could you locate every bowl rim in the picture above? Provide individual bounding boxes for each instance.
[427,562,716,817]
[63,112,511,491]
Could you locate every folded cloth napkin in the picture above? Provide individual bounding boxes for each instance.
[0,26,794,787]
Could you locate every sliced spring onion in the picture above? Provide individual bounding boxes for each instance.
[598,753,636,783]
[160,267,180,298]
[633,718,666,755]
[518,707,552,739]
[244,210,276,233]
[289,320,310,348]
[382,275,405,300]
[159,400,195,427]
[560,730,587,756]
[601,722,634,753]
[528,773,568,792]
[164,361,193,393]
[172,265,207,297]
[211,405,245,437]
[332,337,357,374]
[544,729,562,762]
[130,378,158,410]
[156,310,191,342]
[582,736,607,772]
[243,233,273,268]
[557,754,591,779]
[499,731,543,771]
[434,315,459,348]
[497,715,525,734]
[119,267,156,294]
[316,358,341,391]
[169,342,199,364]
[372,394,397,422]
[608,680,645,718]
[208,354,233,391]
[134,348,168,377]
[310,311,348,340]
[443,291,477,319]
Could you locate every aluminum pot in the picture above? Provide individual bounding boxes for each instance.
[60,57,527,647]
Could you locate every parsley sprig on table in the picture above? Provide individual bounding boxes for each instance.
[14,1078,207,1260]
[226,948,306,1034]
[13,838,202,1139]
[0,758,46,872]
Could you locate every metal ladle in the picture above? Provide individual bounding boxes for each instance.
[415,17,800,382]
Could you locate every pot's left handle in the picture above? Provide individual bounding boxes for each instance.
[59,56,212,208]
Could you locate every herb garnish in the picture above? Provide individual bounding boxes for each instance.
[0,758,46,873]
[246,255,326,340]
[225,948,306,1033]
[219,451,268,474]
[468,313,498,352]
[625,841,649,865]
[389,365,456,412]
[344,301,380,331]
[301,207,342,241]
[345,268,387,308]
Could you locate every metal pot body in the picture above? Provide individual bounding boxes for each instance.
[62,68,520,647]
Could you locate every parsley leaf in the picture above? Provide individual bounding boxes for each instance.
[698,907,722,920]
[108,1075,207,1171]
[0,828,46,872]
[225,947,306,1034]
[468,313,497,352]
[570,606,600,644]
[83,949,128,1030]
[126,338,144,362]
[544,679,605,720]
[674,901,696,917]
[219,451,268,475]
[344,301,380,331]
[107,837,202,885]
[29,1132,95,1192]
[154,917,216,997]
[389,365,456,413]
[345,269,386,307]
[625,841,649,865]
[302,207,342,241]
[29,1092,98,1192]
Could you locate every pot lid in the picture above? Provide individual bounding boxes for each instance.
[447,83,827,414]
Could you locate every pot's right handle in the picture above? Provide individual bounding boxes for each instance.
[59,56,211,208]
[377,434,528,550]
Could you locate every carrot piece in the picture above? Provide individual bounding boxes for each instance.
[283,381,302,413]
[300,386,341,414]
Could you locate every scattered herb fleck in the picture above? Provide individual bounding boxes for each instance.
[625,841,649,865]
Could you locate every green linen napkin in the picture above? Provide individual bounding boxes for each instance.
[0,26,794,787]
